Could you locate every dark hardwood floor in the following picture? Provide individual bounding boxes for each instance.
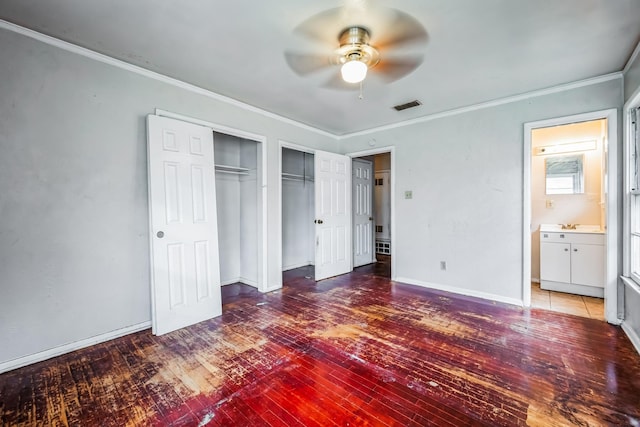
[1,256,639,426]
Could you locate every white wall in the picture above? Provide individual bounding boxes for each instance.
[0,27,337,368]
[341,79,622,304]
[530,120,605,280]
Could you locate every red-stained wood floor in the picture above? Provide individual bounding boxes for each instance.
[1,256,640,426]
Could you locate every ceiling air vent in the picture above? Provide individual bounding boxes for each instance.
[393,100,422,111]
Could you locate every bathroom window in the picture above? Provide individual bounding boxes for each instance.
[545,154,584,195]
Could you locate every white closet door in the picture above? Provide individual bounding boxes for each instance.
[147,115,221,335]
[353,159,374,267]
[315,150,352,280]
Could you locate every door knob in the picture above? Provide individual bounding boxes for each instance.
[157,231,164,238]
[314,219,323,224]
[369,217,373,221]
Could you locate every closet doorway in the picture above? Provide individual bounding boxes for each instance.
[213,131,263,289]
[147,111,267,335]
[280,143,353,282]
[281,147,315,273]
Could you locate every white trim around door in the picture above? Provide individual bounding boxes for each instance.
[346,146,396,280]
[523,109,619,324]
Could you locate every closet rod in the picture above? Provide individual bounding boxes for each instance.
[215,164,251,171]
[216,169,249,176]
[281,173,313,181]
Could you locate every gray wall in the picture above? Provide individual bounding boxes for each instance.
[341,80,622,304]
[0,28,336,366]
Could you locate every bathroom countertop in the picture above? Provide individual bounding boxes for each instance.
[540,224,604,234]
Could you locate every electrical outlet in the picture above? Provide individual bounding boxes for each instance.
[405,190,413,199]
[440,261,447,271]
[545,199,554,208]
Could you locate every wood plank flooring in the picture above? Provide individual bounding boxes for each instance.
[1,257,639,426]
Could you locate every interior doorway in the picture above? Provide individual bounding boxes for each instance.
[529,119,606,319]
[523,109,619,323]
[147,111,267,335]
[279,143,353,282]
[349,147,395,279]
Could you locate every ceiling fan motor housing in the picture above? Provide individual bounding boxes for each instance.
[336,26,380,68]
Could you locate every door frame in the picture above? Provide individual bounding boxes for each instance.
[154,109,269,293]
[346,146,396,280]
[523,108,619,323]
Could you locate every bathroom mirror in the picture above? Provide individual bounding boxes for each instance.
[545,154,584,195]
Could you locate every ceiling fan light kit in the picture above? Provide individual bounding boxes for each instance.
[341,59,368,83]
[336,26,379,84]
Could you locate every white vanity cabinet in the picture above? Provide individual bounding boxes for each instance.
[540,228,604,297]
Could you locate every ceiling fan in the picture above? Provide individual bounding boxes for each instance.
[285,4,428,89]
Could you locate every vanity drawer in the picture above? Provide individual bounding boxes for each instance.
[540,232,604,245]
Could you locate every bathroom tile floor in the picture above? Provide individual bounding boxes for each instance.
[531,282,605,320]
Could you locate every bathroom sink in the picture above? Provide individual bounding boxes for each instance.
[540,224,603,234]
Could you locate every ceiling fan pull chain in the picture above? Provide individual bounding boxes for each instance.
[359,81,364,100]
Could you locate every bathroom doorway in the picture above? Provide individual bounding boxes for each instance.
[523,109,619,323]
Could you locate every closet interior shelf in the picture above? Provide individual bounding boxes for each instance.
[215,164,250,175]
[282,172,314,182]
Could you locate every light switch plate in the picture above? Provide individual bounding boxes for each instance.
[405,190,413,199]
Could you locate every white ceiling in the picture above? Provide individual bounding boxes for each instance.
[1,0,639,135]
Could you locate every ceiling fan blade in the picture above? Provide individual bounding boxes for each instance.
[372,9,428,50]
[372,56,424,82]
[293,7,349,46]
[284,51,333,76]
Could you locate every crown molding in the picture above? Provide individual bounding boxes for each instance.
[339,72,623,139]
[0,20,336,140]
[623,39,640,75]
[1,20,624,141]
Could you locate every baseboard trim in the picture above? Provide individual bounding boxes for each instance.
[283,262,313,272]
[0,321,151,374]
[531,278,540,283]
[622,322,640,356]
[394,277,524,307]
[238,277,258,288]
[221,277,258,288]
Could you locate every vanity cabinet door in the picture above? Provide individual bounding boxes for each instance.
[571,243,604,287]
[540,242,571,283]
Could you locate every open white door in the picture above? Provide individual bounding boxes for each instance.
[315,150,352,280]
[353,159,374,267]
[147,115,221,335]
